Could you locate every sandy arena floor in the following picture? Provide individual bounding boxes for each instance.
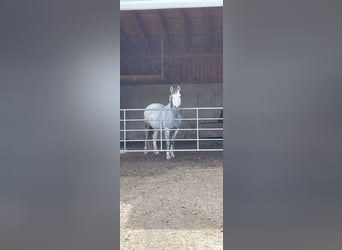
[120,151,223,250]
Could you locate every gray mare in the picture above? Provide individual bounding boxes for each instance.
[144,86,182,160]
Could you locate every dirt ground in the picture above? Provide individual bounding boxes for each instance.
[120,151,223,250]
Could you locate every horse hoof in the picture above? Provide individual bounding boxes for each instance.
[144,151,148,155]
[153,151,159,155]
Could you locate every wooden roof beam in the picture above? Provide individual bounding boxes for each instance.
[132,11,153,52]
[158,10,172,52]
[180,9,192,52]
[206,8,212,51]
[120,25,133,54]
[120,24,133,52]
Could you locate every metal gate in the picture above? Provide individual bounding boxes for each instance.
[120,107,223,153]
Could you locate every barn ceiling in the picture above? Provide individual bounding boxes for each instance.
[120,7,223,55]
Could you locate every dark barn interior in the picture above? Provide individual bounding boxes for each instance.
[120,7,223,148]
[120,7,223,84]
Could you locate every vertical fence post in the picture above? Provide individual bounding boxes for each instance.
[160,117,163,151]
[123,109,126,151]
[196,108,199,150]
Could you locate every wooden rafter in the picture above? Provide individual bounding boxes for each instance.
[120,24,132,52]
[132,11,153,52]
[206,8,212,51]
[180,9,191,52]
[158,10,171,51]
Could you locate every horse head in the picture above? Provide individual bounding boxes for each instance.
[169,85,181,109]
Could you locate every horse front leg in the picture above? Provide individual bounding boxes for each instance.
[152,130,159,155]
[170,128,179,158]
[165,129,171,160]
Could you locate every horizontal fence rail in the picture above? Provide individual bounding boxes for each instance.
[120,107,223,153]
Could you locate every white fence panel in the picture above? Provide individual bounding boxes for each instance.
[120,107,223,152]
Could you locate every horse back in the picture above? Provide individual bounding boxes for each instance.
[145,103,165,111]
[144,103,165,128]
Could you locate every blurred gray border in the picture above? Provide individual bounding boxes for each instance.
[224,1,342,249]
[1,0,121,249]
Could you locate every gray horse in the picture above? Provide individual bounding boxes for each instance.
[144,86,182,160]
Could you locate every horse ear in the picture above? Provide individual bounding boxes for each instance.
[177,85,181,92]
[170,86,174,93]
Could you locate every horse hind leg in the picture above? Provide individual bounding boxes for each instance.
[144,124,152,154]
[152,130,159,155]
[148,128,154,151]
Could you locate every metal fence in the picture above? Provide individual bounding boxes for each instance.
[120,107,223,153]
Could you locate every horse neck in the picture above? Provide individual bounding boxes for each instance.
[166,100,179,117]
